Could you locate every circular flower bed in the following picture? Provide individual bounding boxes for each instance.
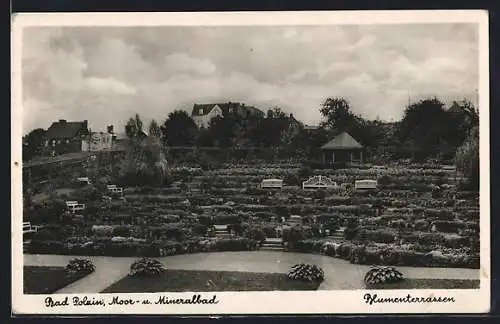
[65,258,95,276]
[364,266,404,286]
[287,263,325,282]
[129,258,166,277]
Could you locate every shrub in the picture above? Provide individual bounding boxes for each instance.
[344,227,358,240]
[191,223,208,236]
[455,126,479,190]
[378,175,391,186]
[282,226,310,244]
[287,263,325,282]
[244,226,266,242]
[129,258,166,277]
[112,225,132,237]
[354,229,396,244]
[261,224,278,238]
[211,238,259,251]
[65,258,95,276]
[430,221,467,234]
[364,266,404,286]
[27,240,65,254]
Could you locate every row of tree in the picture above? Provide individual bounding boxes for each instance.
[122,97,478,157]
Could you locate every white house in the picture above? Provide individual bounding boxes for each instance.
[191,104,224,128]
[191,102,265,129]
[83,132,113,151]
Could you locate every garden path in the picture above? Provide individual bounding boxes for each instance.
[24,252,479,293]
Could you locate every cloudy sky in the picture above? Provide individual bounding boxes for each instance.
[21,24,478,134]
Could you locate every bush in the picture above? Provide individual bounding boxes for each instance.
[288,263,325,282]
[207,238,259,251]
[344,227,358,240]
[282,226,311,244]
[27,240,65,254]
[192,223,208,236]
[430,221,467,234]
[129,258,166,277]
[112,225,132,237]
[455,126,479,190]
[378,175,392,186]
[65,258,95,276]
[364,266,404,286]
[354,229,396,244]
[244,226,266,242]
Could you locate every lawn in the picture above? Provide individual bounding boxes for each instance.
[101,269,322,293]
[365,278,480,290]
[23,266,91,294]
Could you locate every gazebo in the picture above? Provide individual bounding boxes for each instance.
[320,131,364,164]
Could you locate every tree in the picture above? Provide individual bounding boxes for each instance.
[319,97,375,147]
[148,119,161,138]
[455,126,479,190]
[446,99,479,147]
[125,113,144,140]
[206,114,244,147]
[161,110,198,147]
[398,98,449,155]
[319,97,353,131]
[23,128,46,160]
[120,136,170,187]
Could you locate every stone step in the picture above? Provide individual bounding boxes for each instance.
[260,246,284,251]
[215,234,232,238]
[261,243,283,248]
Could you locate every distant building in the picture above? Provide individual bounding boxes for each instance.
[320,131,365,164]
[112,128,149,151]
[303,125,320,131]
[45,119,90,154]
[82,132,113,152]
[191,102,265,128]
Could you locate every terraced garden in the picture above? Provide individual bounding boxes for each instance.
[24,161,480,271]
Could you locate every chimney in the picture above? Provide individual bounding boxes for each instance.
[107,125,114,134]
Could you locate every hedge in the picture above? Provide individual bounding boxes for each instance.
[25,237,260,257]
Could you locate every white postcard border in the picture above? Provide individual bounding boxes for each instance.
[11,10,491,315]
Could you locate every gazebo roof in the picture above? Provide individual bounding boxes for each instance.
[321,131,363,150]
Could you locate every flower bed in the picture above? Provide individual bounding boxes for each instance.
[285,239,479,269]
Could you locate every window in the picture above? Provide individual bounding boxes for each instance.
[66,139,70,144]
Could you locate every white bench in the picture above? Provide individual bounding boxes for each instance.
[107,184,123,194]
[65,201,86,213]
[77,177,92,185]
[261,179,283,189]
[355,180,378,190]
[302,175,338,190]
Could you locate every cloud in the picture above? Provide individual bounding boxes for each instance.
[21,24,479,134]
[164,53,216,75]
[85,77,137,95]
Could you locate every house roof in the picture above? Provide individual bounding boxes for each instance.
[192,104,220,116]
[191,102,264,117]
[46,120,88,139]
[321,131,363,150]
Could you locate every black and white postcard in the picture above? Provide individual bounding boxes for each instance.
[11,10,490,314]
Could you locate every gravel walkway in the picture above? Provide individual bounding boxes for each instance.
[24,252,479,293]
